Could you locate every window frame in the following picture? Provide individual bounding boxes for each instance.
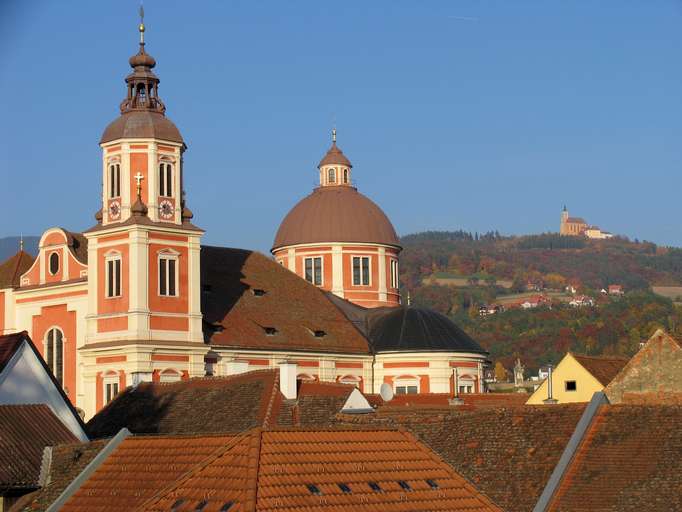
[352,255,371,286]
[159,369,182,383]
[108,162,121,199]
[303,256,323,286]
[103,371,120,405]
[390,258,399,289]
[158,249,180,297]
[394,376,419,395]
[45,327,64,386]
[327,167,336,184]
[565,380,577,392]
[48,252,60,276]
[159,162,174,198]
[104,251,122,298]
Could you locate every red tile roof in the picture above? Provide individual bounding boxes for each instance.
[59,435,235,512]
[138,428,502,512]
[548,405,682,512]
[572,354,629,386]
[0,250,34,289]
[201,247,370,354]
[0,404,78,492]
[86,370,282,439]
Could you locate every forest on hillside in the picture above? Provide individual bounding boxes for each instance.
[399,231,682,373]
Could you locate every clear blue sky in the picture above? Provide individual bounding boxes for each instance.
[1,1,681,251]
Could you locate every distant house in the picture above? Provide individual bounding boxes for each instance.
[608,284,624,296]
[515,295,550,310]
[0,331,87,441]
[569,295,595,308]
[526,352,629,405]
[478,304,504,316]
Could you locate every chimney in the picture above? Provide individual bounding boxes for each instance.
[279,361,297,400]
[543,364,558,404]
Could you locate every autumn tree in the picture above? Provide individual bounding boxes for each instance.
[494,362,508,382]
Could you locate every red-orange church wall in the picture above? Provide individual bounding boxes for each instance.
[129,152,148,204]
[32,303,77,403]
[97,244,129,315]
[44,248,64,284]
[67,251,87,280]
[148,242,189,317]
[0,291,5,332]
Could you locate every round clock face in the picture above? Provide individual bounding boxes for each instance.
[159,199,174,219]
[108,200,121,220]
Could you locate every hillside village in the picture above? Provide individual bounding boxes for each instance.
[1,6,681,512]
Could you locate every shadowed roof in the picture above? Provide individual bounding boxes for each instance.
[86,370,282,439]
[0,250,34,289]
[572,354,629,386]
[0,404,78,492]
[548,405,682,512]
[100,111,184,144]
[272,186,400,250]
[201,247,370,354]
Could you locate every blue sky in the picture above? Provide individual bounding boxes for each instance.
[1,1,681,251]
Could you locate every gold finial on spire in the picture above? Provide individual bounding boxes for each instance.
[138,4,145,44]
[19,234,23,252]
[332,127,337,144]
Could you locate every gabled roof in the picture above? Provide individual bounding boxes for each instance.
[0,332,87,437]
[0,404,78,492]
[548,405,682,512]
[86,370,282,439]
[0,250,34,289]
[285,381,356,427]
[571,354,629,386]
[137,428,502,512]
[201,247,370,354]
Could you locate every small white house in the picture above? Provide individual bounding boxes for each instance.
[0,331,87,441]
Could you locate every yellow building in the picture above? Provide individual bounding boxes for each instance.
[526,353,628,405]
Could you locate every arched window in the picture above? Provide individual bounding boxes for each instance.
[343,168,348,184]
[159,163,173,197]
[49,252,60,275]
[338,375,361,388]
[45,327,64,386]
[328,168,336,184]
[160,369,182,383]
[109,163,121,198]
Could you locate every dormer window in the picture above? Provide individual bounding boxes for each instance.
[109,163,121,198]
[328,168,336,184]
[264,327,278,336]
[159,162,173,197]
[49,252,60,275]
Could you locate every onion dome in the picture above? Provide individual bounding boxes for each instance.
[131,191,148,217]
[94,208,103,223]
[272,186,400,250]
[367,307,486,353]
[101,17,183,144]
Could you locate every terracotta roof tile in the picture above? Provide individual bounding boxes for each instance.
[0,250,34,289]
[572,354,629,386]
[201,247,370,354]
[0,404,78,492]
[140,428,502,511]
[285,381,356,427]
[549,405,682,512]
[87,371,282,439]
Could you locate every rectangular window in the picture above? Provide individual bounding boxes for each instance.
[352,256,371,286]
[304,257,323,286]
[565,380,577,391]
[390,259,399,289]
[159,256,178,296]
[396,385,418,395]
[159,163,173,197]
[105,382,119,404]
[109,164,120,198]
[106,257,121,298]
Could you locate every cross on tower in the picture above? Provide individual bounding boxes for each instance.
[134,172,144,196]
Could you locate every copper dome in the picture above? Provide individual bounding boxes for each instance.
[100,111,183,144]
[318,142,352,168]
[272,186,400,250]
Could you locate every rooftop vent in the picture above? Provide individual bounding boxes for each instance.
[171,499,185,511]
[264,327,278,336]
[426,479,439,489]
[307,484,322,495]
[219,503,234,512]
[252,288,267,297]
[398,480,412,491]
[313,329,326,338]
[368,482,382,492]
[338,483,352,494]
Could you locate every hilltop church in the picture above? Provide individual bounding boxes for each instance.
[0,21,489,419]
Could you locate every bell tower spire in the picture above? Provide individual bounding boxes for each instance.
[318,129,353,187]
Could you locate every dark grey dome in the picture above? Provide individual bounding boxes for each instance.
[367,307,486,353]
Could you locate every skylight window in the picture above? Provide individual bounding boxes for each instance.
[307,484,322,495]
[171,499,185,511]
[252,288,266,296]
[338,483,352,494]
[219,503,234,512]
[368,482,382,492]
[264,327,278,336]
[195,501,208,511]
[313,330,326,338]
[398,480,412,491]
[426,479,439,489]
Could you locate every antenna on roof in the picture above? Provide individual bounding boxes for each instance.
[379,382,394,402]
